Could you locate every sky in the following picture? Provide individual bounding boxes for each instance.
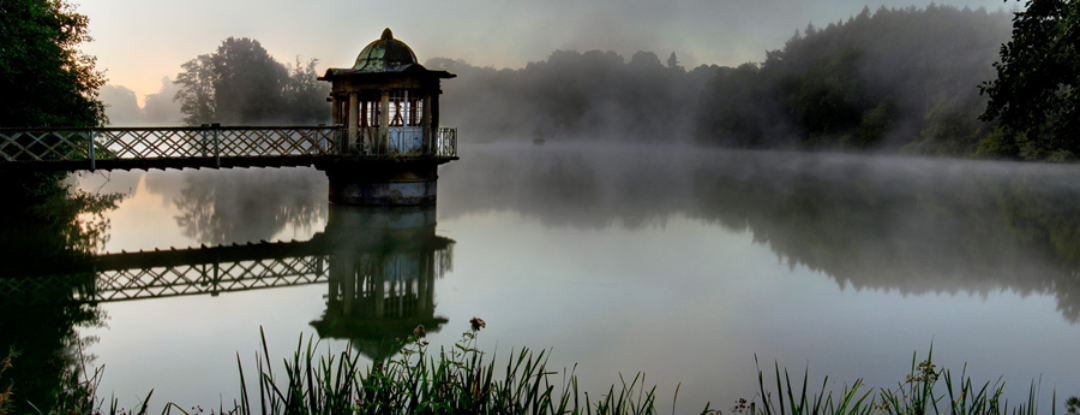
[77,0,1016,105]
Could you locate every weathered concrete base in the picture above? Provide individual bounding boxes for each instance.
[320,161,440,206]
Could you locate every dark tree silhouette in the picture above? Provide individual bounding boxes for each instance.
[0,0,105,128]
[981,0,1080,160]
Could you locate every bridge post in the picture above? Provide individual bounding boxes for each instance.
[88,128,95,171]
[212,123,221,168]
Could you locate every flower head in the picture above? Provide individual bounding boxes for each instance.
[469,317,486,332]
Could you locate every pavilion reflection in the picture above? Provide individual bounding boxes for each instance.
[310,204,453,360]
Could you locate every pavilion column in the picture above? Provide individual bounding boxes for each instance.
[431,92,440,134]
[379,90,390,151]
[422,94,432,151]
[331,96,341,125]
[348,93,359,152]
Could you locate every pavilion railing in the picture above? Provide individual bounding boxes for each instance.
[435,127,458,158]
[351,126,458,158]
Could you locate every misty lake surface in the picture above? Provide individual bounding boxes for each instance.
[30,143,1080,411]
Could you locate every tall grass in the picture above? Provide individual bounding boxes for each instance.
[751,346,1062,415]
[226,319,697,415]
[6,321,1075,415]
[221,322,1071,415]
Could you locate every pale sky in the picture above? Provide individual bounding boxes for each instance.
[77,0,1014,104]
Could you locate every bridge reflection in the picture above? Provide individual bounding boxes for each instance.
[0,204,454,357]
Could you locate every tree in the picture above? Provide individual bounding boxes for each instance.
[0,0,106,128]
[174,54,217,125]
[981,0,1080,159]
[283,57,330,124]
[0,0,106,202]
[174,37,289,125]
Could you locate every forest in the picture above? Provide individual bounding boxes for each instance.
[97,1,1080,161]
[426,5,1018,156]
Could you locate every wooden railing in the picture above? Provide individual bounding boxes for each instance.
[0,125,458,169]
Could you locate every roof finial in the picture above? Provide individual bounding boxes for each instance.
[381,28,393,41]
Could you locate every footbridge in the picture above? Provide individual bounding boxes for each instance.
[0,125,458,172]
[2,28,463,206]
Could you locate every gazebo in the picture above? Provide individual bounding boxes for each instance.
[315,28,458,206]
[319,28,456,155]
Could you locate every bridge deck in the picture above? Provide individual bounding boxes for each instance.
[0,125,458,172]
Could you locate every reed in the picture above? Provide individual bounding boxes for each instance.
[224,318,692,415]
[751,346,1061,415]
[7,322,1075,415]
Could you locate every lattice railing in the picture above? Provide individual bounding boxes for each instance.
[1,125,458,167]
[95,255,330,302]
[0,126,341,165]
[0,255,330,305]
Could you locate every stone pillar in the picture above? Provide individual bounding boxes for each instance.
[348,93,359,151]
[422,95,432,152]
[431,92,440,135]
[379,91,390,152]
[323,162,438,205]
[331,96,341,125]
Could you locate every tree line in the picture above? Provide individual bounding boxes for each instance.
[13,0,1080,161]
[171,37,329,126]
[425,51,720,141]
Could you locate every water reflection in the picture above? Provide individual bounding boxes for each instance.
[440,145,1080,323]
[144,167,327,245]
[1,201,454,365]
[311,205,453,361]
[0,190,121,414]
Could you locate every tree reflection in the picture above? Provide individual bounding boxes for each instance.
[439,145,1080,323]
[0,188,122,414]
[147,167,327,245]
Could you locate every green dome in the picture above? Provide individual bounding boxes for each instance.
[353,28,419,73]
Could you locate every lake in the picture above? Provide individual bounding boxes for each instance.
[2,142,1078,413]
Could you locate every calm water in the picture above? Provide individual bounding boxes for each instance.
[3,143,1079,412]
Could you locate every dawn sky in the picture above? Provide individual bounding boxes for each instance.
[78,0,1015,105]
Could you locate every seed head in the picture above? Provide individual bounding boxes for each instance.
[469,317,486,332]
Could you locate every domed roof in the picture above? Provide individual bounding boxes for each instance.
[353,28,418,73]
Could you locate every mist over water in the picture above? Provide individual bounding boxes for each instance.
[27,145,1072,412]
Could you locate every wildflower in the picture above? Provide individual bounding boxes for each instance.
[413,325,427,339]
[470,317,486,332]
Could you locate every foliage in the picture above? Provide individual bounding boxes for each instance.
[0,183,122,415]
[0,0,107,201]
[174,38,329,125]
[0,0,106,128]
[696,5,1009,153]
[426,49,719,141]
[980,0,1080,160]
